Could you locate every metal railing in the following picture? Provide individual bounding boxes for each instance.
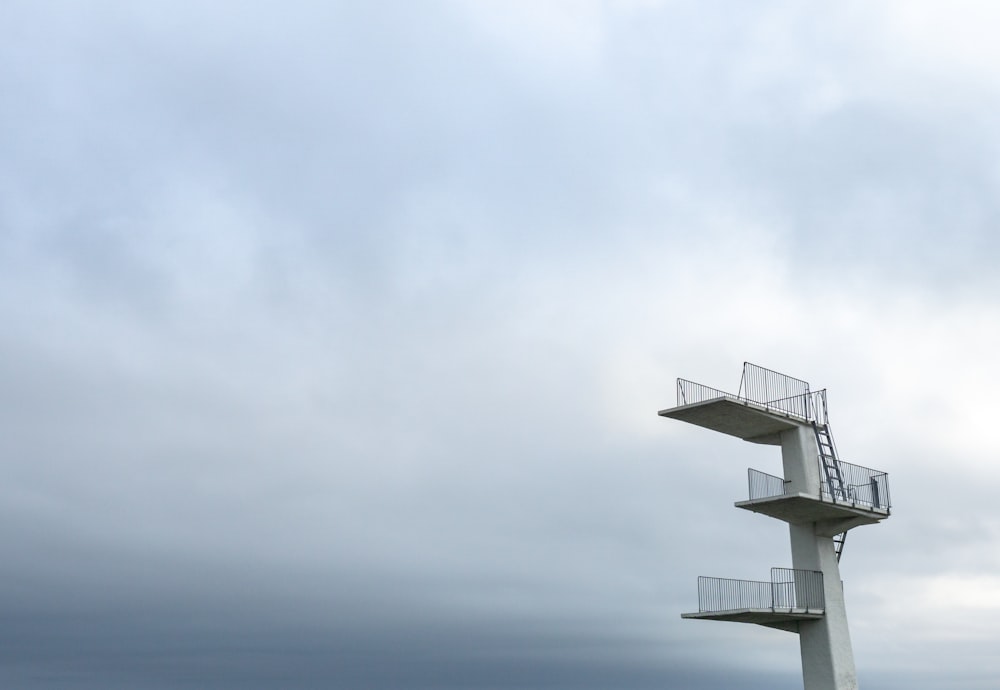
[696,568,824,613]
[771,568,825,610]
[746,462,890,512]
[820,459,891,511]
[697,576,772,613]
[757,389,827,423]
[675,363,828,424]
[738,363,809,408]
[748,468,789,500]
[676,379,734,407]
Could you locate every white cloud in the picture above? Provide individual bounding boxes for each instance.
[884,1,1000,84]
[450,0,607,75]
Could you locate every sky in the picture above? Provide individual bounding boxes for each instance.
[3,1,1000,688]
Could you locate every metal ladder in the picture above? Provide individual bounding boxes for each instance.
[832,532,847,562]
[814,423,849,501]
[814,422,849,562]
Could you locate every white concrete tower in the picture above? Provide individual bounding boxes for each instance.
[659,363,890,690]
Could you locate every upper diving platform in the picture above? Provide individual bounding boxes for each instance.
[660,397,803,445]
[658,364,826,445]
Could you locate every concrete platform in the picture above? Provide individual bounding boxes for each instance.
[682,608,825,632]
[658,398,803,445]
[735,493,890,528]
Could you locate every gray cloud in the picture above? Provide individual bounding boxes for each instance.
[2,0,999,687]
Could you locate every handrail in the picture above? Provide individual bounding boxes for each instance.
[739,363,809,405]
[770,568,825,610]
[745,461,891,512]
[674,364,832,424]
[748,468,788,500]
[676,379,733,407]
[676,378,828,425]
[696,568,824,613]
[819,459,891,511]
[757,390,827,423]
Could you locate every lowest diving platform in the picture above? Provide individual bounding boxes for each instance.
[681,567,825,633]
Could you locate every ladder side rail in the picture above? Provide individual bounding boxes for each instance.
[834,532,847,562]
[814,422,850,502]
[823,424,851,501]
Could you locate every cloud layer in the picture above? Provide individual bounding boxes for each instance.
[2,1,1000,687]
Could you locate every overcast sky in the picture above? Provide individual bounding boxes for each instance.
[3,1,1000,688]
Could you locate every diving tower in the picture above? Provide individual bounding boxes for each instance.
[660,363,890,690]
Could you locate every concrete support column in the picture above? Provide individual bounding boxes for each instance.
[789,524,858,690]
[781,427,858,690]
[780,426,821,495]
